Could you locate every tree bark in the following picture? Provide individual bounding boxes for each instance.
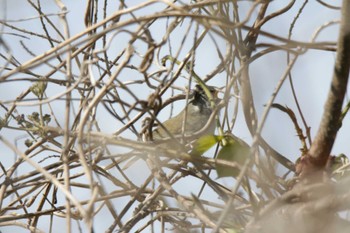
[297,0,350,176]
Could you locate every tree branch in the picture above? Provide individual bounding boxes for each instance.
[298,0,350,175]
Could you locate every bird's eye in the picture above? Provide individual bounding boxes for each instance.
[210,89,218,99]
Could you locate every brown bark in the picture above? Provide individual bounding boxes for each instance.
[298,0,350,177]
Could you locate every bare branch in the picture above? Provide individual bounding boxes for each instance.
[298,0,350,175]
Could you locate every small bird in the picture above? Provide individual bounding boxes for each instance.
[152,84,219,142]
[117,85,219,170]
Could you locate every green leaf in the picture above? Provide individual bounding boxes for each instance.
[216,136,250,178]
[190,135,223,156]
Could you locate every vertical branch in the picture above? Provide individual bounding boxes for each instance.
[55,0,73,231]
[240,3,270,135]
[300,0,350,175]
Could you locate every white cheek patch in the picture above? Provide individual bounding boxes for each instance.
[192,104,201,113]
